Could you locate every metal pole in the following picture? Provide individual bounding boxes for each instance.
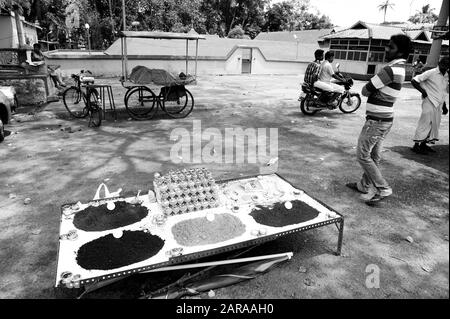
[426,0,448,67]
[87,29,91,55]
[195,39,199,78]
[186,39,189,74]
[141,252,294,273]
[122,0,128,79]
[121,36,124,80]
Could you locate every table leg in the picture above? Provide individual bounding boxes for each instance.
[336,219,344,256]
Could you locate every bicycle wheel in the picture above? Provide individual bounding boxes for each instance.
[161,88,194,119]
[125,86,158,120]
[63,87,88,118]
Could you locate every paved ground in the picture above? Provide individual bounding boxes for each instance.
[0,75,448,299]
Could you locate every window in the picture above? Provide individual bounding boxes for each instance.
[349,45,369,51]
[330,44,348,50]
[347,51,354,60]
[369,52,385,62]
[360,52,367,61]
[330,39,340,45]
[407,54,414,64]
[360,40,370,45]
[371,39,382,46]
[339,39,349,45]
[370,46,385,52]
[334,50,345,59]
[349,39,359,45]
[354,52,360,60]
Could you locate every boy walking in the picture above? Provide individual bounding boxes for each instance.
[346,34,411,206]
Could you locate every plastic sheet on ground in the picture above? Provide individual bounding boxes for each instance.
[147,254,291,299]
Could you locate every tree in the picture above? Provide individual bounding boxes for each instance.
[378,0,395,23]
[227,24,245,38]
[263,0,332,32]
[408,4,438,24]
[200,0,268,37]
[264,1,294,31]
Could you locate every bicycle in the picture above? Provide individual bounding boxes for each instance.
[62,70,102,127]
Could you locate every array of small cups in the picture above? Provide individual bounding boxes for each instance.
[154,168,220,216]
[166,247,184,257]
[152,213,167,226]
[60,229,78,241]
[250,228,268,237]
[60,271,81,288]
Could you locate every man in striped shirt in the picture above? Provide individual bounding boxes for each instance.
[346,34,411,205]
[303,49,324,85]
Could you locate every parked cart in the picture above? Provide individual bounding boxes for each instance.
[119,31,205,120]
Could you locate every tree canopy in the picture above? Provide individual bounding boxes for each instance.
[0,0,335,49]
[408,4,438,24]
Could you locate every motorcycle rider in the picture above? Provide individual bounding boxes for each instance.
[303,49,324,86]
[314,51,346,103]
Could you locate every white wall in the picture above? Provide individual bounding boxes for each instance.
[225,48,242,74]
[0,16,14,48]
[46,53,309,78]
[252,49,306,75]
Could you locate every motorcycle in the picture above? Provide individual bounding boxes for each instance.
[299,63,361,115]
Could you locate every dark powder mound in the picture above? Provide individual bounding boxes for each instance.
[76,231,165,270]
[250,200,320,227]
[172,213,246,247]
[73,201,148,232]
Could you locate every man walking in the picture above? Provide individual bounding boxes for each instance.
[411,57,449,154]
[303,49,324,86]
[346,34,411,205]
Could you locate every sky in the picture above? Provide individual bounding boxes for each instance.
[271,0,444,28]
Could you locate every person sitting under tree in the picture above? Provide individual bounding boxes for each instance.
[411,57,449,155]
[31,43,66,89]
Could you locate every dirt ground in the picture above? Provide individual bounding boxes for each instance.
[0,75,448,299]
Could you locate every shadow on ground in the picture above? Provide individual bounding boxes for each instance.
[389,145,449,175]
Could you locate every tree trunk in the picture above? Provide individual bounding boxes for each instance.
[108,0,115,37]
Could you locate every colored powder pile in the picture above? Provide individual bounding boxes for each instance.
[76,231,165,270]
[250,200,319,227]
[73,201,148,232]
[172,213,246,247]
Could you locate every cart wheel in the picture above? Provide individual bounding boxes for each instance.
[125,86,158,120]
[161,88,194,119]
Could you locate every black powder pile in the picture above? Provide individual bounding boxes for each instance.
[172,213,246,247]
[250,200,320,227]
[73,201,148,232]
[76,231,165,270]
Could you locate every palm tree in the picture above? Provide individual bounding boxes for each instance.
[378,0,395,23]
[418,4,436,23]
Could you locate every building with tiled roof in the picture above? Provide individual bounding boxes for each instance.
[318,21,449,80]
[255,29,334,43]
